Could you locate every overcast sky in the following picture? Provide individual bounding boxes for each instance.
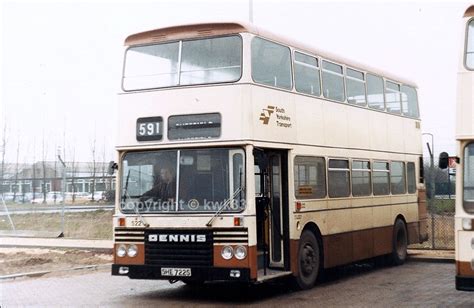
[1,0,471,163]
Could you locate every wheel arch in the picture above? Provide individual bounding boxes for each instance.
[394,214,407,226]
[391,213,409,265]
[301,222,324,264]
[302,221,323,241]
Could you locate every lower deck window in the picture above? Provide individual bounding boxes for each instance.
[390,161,406,194]
[373,161,390,195]
[294,156,326,199]
[328,159,350,198]
[352,160,371,196]
[407,162,416,194]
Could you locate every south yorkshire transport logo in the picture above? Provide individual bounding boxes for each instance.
[259,105,275,124]
[259,105,292,128]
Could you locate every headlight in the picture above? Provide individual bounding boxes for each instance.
[234,246,247,260]
[221,246,233,260]
[127,244,138,257]
[462,218,473,230]
[116,245,127,257]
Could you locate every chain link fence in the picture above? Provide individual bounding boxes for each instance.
[0,157,457,246]
[411,211,455,250]
[409,159,455,250]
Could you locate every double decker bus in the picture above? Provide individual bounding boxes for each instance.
[442,5,474,291]
[111,22,428,289]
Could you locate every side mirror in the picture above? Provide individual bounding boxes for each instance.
[438,152,449,169]
[108,161,118,175]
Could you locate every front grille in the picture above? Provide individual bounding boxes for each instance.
[114,228,145,243]
[213,228,248,244]
[145,229,213,267]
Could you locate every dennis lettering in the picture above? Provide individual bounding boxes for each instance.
[148,234,206,243]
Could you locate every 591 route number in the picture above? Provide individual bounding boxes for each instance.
[136,117,163,141]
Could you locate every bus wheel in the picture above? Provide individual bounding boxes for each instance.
[390,219,408,265]
[295,230,321,290]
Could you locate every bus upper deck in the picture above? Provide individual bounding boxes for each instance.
[118,22,420,155]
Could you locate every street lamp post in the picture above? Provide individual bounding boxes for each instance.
[422,133,435,199]
[422,132,435,249]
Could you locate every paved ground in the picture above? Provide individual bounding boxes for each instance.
[0,237,112,251]
[1,260,472,306]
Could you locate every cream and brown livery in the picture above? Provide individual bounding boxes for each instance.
[111,21,427,289]
[451,5,474,291]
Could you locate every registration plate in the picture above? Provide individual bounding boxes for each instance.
[161,267,192,277]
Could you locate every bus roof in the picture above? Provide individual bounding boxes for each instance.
[125,22,417,88]
[464,5,474,17]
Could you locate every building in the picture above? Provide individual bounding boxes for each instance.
[0,161,115,202]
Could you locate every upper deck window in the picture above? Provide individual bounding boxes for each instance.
[401,85,420,118]
[294,52,321,96]
[346,68,367,106]
[367,74,385,111]
[123,35,242,91]
[385,81,402,114]
[466,19,474,69]
[251,37,292,90]
[322,61,345,102]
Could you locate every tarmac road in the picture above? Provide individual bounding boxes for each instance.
[1,260,473,306]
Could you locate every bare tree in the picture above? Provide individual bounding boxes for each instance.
[13,136,20,202]
[61,129,66,204]
[1,122,7,196]
[89,135,97,201]
[69,145,77,203]
[53,141,58,204]
[21,144,30,203]
[32,139,36,201]
[41,133,48,204]
[101,139,107,196]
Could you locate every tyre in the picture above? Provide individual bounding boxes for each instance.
[295,230,322,290]
[390,219,408,265]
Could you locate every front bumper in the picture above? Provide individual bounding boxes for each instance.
[456,275,474,291]
[112,264,251,282]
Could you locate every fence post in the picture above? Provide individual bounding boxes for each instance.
[431,214,435,249]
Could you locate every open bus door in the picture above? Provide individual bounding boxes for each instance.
[254,149,290,278]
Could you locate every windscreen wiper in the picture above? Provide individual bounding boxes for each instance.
[206,167,245,227]
[206,187,243,227]
[121,170,130,202]
[133,196,149,228]
[122,170,149,228]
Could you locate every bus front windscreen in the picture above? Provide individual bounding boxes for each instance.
[120,148,245,213]
[123,35,242,91]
